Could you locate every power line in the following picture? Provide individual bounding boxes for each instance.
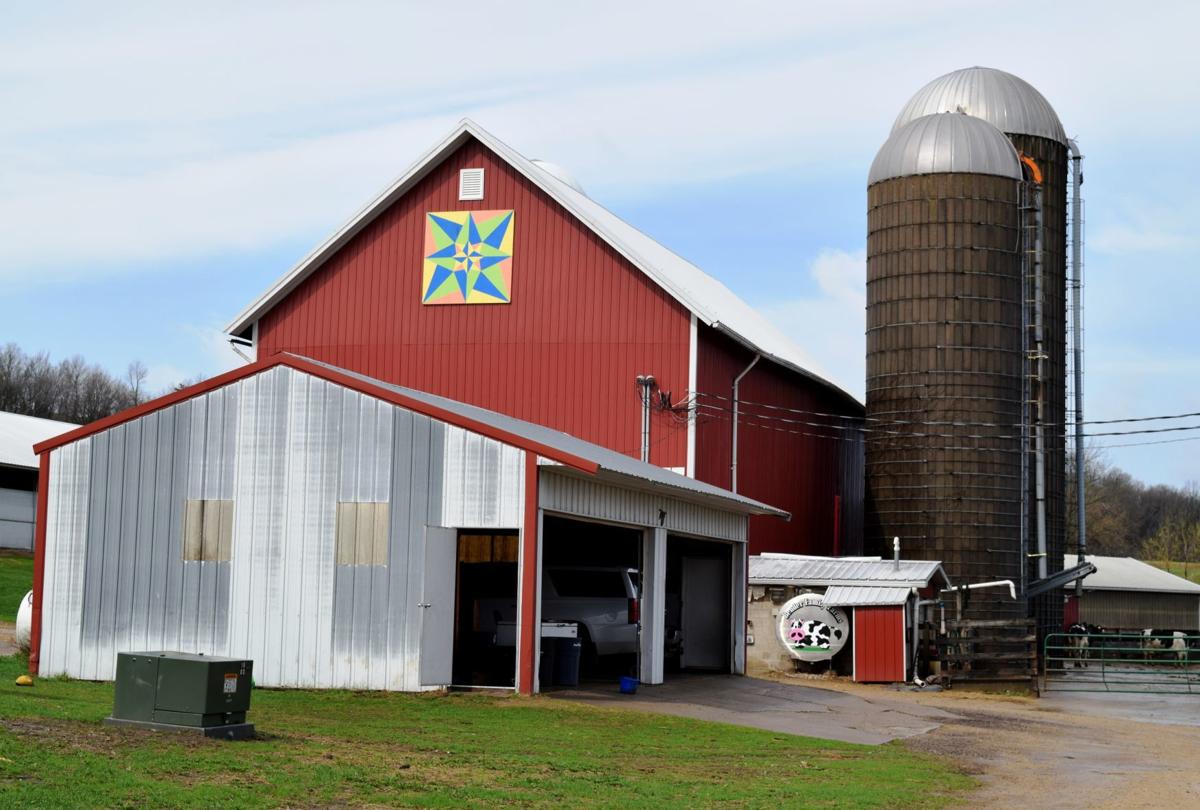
[691,389,1200,431]
[690,397,1200,442]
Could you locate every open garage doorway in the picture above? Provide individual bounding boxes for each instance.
[666,536,734,674]
[540,515,641,685]
[452,531,519,688]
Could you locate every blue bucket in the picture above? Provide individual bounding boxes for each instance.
[619,676,639,695]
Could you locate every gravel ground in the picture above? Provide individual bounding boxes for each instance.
[795,676,1200,808]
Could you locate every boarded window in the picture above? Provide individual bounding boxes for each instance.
[182,499,234,562]
[457,533,518,563]
[336,502,390,566]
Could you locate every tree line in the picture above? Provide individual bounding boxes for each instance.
[0,343,153,424]
[1067,447,1199,568]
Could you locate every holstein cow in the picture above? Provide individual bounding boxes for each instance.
[1142,629,1190,664]
[1066,623,1104,668]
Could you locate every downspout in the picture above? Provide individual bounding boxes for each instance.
[730,354,760,493]
[1068,139,1087,596]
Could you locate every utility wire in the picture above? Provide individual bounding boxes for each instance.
[690,389,1200,431]
[690,398,1200,442]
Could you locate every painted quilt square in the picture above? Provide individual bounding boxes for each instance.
[422,210,515,304]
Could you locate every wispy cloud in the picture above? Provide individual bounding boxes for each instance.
[757,249,866,400]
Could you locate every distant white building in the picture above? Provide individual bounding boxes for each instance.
[0,411,77,550]
[1064,555,1200,631]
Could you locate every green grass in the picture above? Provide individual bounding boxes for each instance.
[1148,560,1200,585]
[0,553,33,623]
[0,655,972,808]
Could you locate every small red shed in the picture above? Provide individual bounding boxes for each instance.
[749,555,951,683]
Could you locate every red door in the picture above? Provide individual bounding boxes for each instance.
[853,606,906,683]
[1063,595,1079,628]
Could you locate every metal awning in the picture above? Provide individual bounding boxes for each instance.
[822,585,911,607]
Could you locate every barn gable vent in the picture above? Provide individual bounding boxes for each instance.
[458,168,485,200]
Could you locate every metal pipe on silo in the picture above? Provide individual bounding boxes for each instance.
[1068,140,1087,591]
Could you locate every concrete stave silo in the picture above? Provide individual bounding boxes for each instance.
[886,67,1069,639]
[865,112,1029,622]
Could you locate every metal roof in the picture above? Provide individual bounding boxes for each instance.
[892,66,1067,145]
[297,356,787,518]
[1064,555,1200,595]
[0,411,78,471]
[224,119,859,407]
[749,554,948,588]
[822,585,911,607]
[869,113,1023,185]
[530,159,586,195]
[33,354,788,520]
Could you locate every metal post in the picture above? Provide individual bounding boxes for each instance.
[636,375,655,463]
[1068,140,1087,596]
[731,355,760,493]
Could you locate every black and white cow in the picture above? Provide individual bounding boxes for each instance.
[1142,629,1190,664]
[1066,623,1104,667]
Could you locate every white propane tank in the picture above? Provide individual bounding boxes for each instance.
[14,590,33,650]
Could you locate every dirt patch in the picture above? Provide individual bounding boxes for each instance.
[2,717,221,755]
[0,622,17,657]
[799,677,1200,808]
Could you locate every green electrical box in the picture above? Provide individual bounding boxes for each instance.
[105,652,255,739]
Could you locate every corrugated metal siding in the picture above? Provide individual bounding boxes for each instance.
[36,366,527,690]
[1079,591,1200,631]
[538,469,746,542]
[853,606,906,682]
[694,325,864,555]
[440,424,524,528]
[257,138,691,470]
[40,440,91,679]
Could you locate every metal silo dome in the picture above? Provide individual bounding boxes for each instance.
[892,66,1067,145]
[531,159,586,195]
[868,113,1023,185]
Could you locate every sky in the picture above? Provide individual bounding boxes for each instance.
[2,1,1198,487]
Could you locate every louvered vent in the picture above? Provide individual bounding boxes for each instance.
[458,168,484,200]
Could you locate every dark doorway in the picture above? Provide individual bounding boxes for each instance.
[666,536,732,674]
[452,531,518,687]
[540,516,641,684]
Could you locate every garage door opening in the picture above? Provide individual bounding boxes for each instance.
[453,531,518,688]
[540,516,641,685]
[666,536,733,674]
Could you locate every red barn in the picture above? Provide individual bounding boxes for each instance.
[225,121,863,556]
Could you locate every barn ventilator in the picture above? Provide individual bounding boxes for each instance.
[1043,632,1200,694]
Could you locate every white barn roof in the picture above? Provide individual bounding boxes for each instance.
[0,411,78,470]
[225,119,858,405]
[1066,555,1200,595]
[749,553,949,589]
[822,585,912,607]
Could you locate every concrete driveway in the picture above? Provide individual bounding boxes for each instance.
[548,674,958,745]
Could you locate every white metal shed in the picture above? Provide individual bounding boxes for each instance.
[30,355,784,693]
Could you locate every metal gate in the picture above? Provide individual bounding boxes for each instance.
[1044,632,1200,693]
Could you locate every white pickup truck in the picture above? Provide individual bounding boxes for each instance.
[482,566,640,658]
